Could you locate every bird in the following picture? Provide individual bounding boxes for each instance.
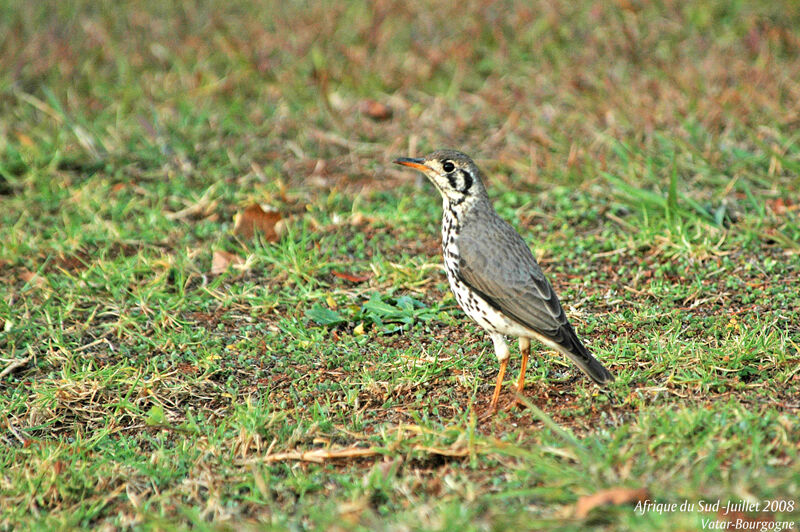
[394,150,613,412]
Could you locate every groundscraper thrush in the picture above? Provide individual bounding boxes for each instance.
[395,150,613,412]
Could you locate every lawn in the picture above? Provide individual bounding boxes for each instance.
[1,1,799,530]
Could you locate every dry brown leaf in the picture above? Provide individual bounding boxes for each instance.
[766,198,796,215]
[233,204,282,241]
[211,250,244,274]
[19,269,37,283]
[359,99,393,121]
[19,269,46,288]
[331,270,371,283]
[16,132,35,148]
[575,487,649,518]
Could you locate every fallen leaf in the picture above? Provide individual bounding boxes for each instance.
[233,204,282,241]
[766,197,796,215]
[176,363,199,375]
[332,270,371,283]
[211,250,244,274]
[359,99,393,121]
[326,295,338,309]
[16,132,36,148]
[575,487,650,518]
[19,269,46,288]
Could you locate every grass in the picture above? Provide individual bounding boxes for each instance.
[1,0,800,530]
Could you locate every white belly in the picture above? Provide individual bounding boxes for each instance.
[447,272,531,337]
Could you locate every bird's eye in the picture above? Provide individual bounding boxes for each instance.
[442,161,455,173]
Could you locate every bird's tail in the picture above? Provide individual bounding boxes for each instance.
[559,324,614,384]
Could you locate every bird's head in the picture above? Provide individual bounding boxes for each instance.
[394,149,486,206]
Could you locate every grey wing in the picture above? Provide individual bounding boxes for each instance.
[456,215,613,384]
[455,216,572,343]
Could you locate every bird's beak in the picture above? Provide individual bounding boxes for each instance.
[393,157,429,172]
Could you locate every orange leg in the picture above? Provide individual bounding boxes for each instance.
[489,357,509,413]
[515,338,530,406]
[517,338,530,393]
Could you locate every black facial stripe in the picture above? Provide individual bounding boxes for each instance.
[446,172,458,190]
[459,169,472,192]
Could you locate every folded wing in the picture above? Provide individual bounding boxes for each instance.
[456,213,613,384]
